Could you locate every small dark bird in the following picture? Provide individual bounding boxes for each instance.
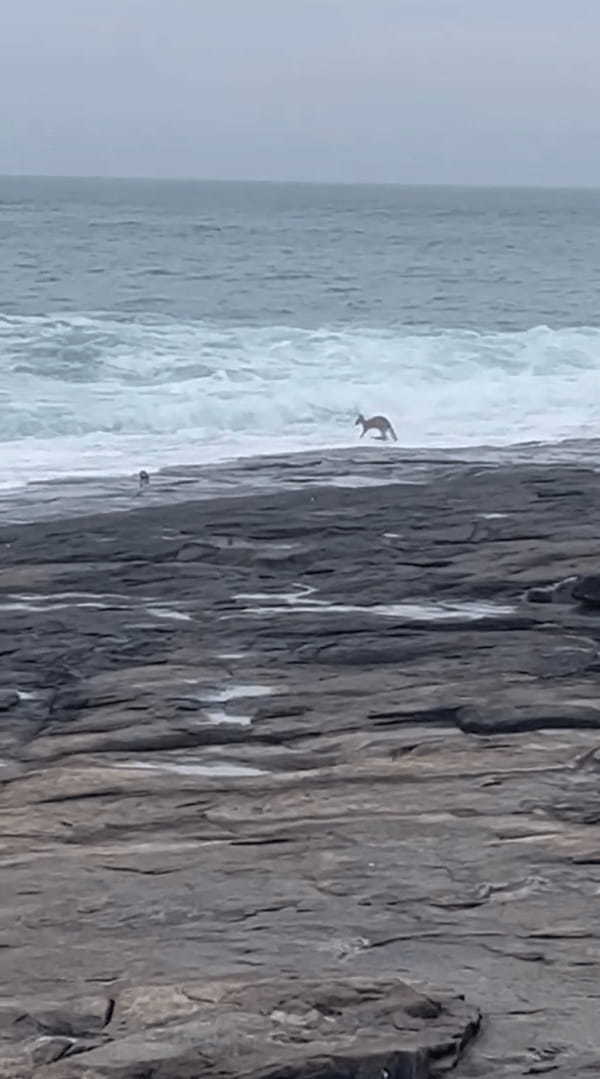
[138,470,150,490]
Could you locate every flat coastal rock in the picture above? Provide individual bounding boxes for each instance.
[3,452,600,1077]
[36,977,479,1079]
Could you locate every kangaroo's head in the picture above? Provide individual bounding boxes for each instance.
[355,413,365,427]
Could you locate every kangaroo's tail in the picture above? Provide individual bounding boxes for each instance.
[388,423,398,442]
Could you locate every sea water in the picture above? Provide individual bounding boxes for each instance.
[1,177,600,488]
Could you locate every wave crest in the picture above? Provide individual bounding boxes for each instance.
[1,313,600,451]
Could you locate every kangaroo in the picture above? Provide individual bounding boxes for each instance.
[355,413,397,442]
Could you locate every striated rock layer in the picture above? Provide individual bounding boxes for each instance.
[2,452,600,1076]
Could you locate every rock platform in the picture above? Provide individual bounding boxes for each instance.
[2,450,600,1076]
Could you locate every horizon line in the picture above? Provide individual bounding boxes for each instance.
[1,172,600,191]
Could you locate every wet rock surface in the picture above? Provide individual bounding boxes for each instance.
[3,452,600,1075]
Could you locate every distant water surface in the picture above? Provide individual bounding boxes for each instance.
[1,176,599,487]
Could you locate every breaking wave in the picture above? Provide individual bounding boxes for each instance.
[1,312,600,485]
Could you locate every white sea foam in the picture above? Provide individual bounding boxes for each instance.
[1,315,600,487]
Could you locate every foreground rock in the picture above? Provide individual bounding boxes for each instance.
[3,452,600,1076]
[10,977,478,1079]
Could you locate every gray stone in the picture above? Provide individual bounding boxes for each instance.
[44,978,480,1079]
[30,1036,73,1066]
[572,574,600,606]
[2,454,600,1077]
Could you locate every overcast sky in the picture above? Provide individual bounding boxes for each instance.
[1,0,598,185]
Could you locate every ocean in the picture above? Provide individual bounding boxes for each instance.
[1,176,600,489]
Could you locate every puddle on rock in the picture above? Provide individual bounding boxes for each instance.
[12,591,116,601]
[0,599,116,612]
[206,683,273,702]
[146,608,192,622]
[370,600,514,620]
[0,593,192,623]
[114,758,266,777]
[234,589,515,621]
[175,684,272,724]
[205,709,252,727]
[5,591,132,612]
[210,535,299,552]
[233,584,320,611]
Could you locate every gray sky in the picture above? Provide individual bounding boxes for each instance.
[2,0,599,184]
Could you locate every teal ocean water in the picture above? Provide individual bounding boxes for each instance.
[1,176,600,486]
